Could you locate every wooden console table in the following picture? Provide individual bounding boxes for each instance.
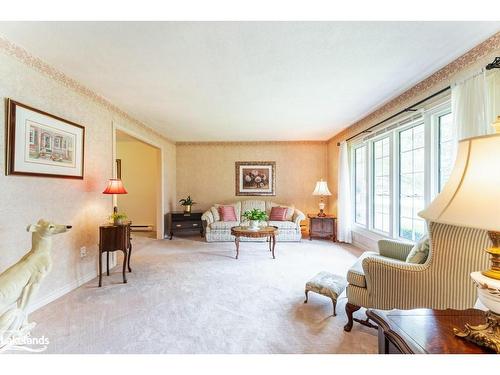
[366,308,492,354]
[308,214,336,241]
[98,223,132,287]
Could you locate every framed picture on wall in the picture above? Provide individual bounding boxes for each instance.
[235,161,275,196]
[6,99,85,179]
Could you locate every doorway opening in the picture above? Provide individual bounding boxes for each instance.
[115,129,162,239]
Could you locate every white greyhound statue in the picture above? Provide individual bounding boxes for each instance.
[0,219,71,351]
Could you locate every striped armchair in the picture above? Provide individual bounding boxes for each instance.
[344,222,491,332]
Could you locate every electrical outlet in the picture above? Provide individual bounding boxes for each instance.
[80,246,87,258]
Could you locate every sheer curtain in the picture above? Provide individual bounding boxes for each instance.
[452,70,494,140]
[337,141,352,243]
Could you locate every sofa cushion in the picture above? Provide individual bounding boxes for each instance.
[209,221,240,230]
[347,251,378,288]
[241,200,266,219]
[269,207,287,221]
[219,205,237,221]
[266,202,294,221]
[210,207,220,222]
[267,220,297,230]
[215,202,241,220]
[406,235,430,264]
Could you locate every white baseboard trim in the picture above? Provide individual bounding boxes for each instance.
[352,238,371,252]
[28,269,97,314]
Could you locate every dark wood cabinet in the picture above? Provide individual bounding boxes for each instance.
[366,308,492,354]
[308,214,336,241]
[166,211,203,239]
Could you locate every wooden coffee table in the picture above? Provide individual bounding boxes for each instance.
[230,226,279,259]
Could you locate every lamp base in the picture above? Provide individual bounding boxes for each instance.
[482,231,500,280]
[454,311,500,353]
[317,200,326,217]
[483,269,500,280]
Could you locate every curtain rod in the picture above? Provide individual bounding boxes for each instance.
[337,56,500,146]
[337,86,450,146]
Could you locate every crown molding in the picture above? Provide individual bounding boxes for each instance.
[176,140,327,146]
[0,36,174,145]
[328,31,500,144]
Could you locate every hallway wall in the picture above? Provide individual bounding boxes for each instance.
[117,132,161,229]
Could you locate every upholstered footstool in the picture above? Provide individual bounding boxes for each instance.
[304,272,347,316]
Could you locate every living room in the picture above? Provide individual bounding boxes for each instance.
[1,1,500,373]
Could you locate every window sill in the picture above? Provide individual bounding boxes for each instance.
[351,225,415,251]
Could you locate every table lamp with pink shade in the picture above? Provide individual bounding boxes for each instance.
[102,178,128,214]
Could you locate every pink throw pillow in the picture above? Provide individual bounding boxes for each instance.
[270,206,288,221]
[219,206,237,221]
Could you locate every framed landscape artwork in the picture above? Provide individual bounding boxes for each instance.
[6,99,85,179]
[235,161,275,196]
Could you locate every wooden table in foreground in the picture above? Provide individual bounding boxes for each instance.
[230,226,279,259]
[366,308,493,354]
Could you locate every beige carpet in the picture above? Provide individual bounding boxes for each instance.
[30,235,377,354]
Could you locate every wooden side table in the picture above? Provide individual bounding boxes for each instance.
[308,214,336,242]
[166,211,203,239]
[366,308,492,354]
[98,223,132,287]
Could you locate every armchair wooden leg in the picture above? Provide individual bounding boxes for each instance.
[344,303,361,332]
[344,302,378,331]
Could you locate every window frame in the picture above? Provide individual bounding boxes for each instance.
[352,144,368,228]
[349,98,452,244]
[435,108,454,197]
[370,134,393,237]
[394,119,426,242]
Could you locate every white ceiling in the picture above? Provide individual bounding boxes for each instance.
[0,22,499,141]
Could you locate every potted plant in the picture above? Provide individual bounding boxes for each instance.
[179,195,196,213]
[109,212,128,225]
[243,208,268,230]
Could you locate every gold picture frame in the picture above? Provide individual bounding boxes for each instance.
[235,161,275,196]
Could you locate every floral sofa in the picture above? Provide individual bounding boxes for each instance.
[201,200,305,242]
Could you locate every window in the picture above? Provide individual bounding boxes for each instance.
[399,124,426,241]
[354,146,367,225]
[350,98,454,243]
[438,112,454,191]
[43,134,51,149]
[372,137,391,233]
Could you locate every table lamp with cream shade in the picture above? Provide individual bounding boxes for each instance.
[419,115,500,352]
[312,179,332,217]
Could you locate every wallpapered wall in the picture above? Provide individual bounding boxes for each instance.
[176,142,328,217]
[0,50,176,309]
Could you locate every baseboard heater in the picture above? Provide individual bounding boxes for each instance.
[130,225,154,232]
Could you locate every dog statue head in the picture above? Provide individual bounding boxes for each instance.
[26,219,72,238]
